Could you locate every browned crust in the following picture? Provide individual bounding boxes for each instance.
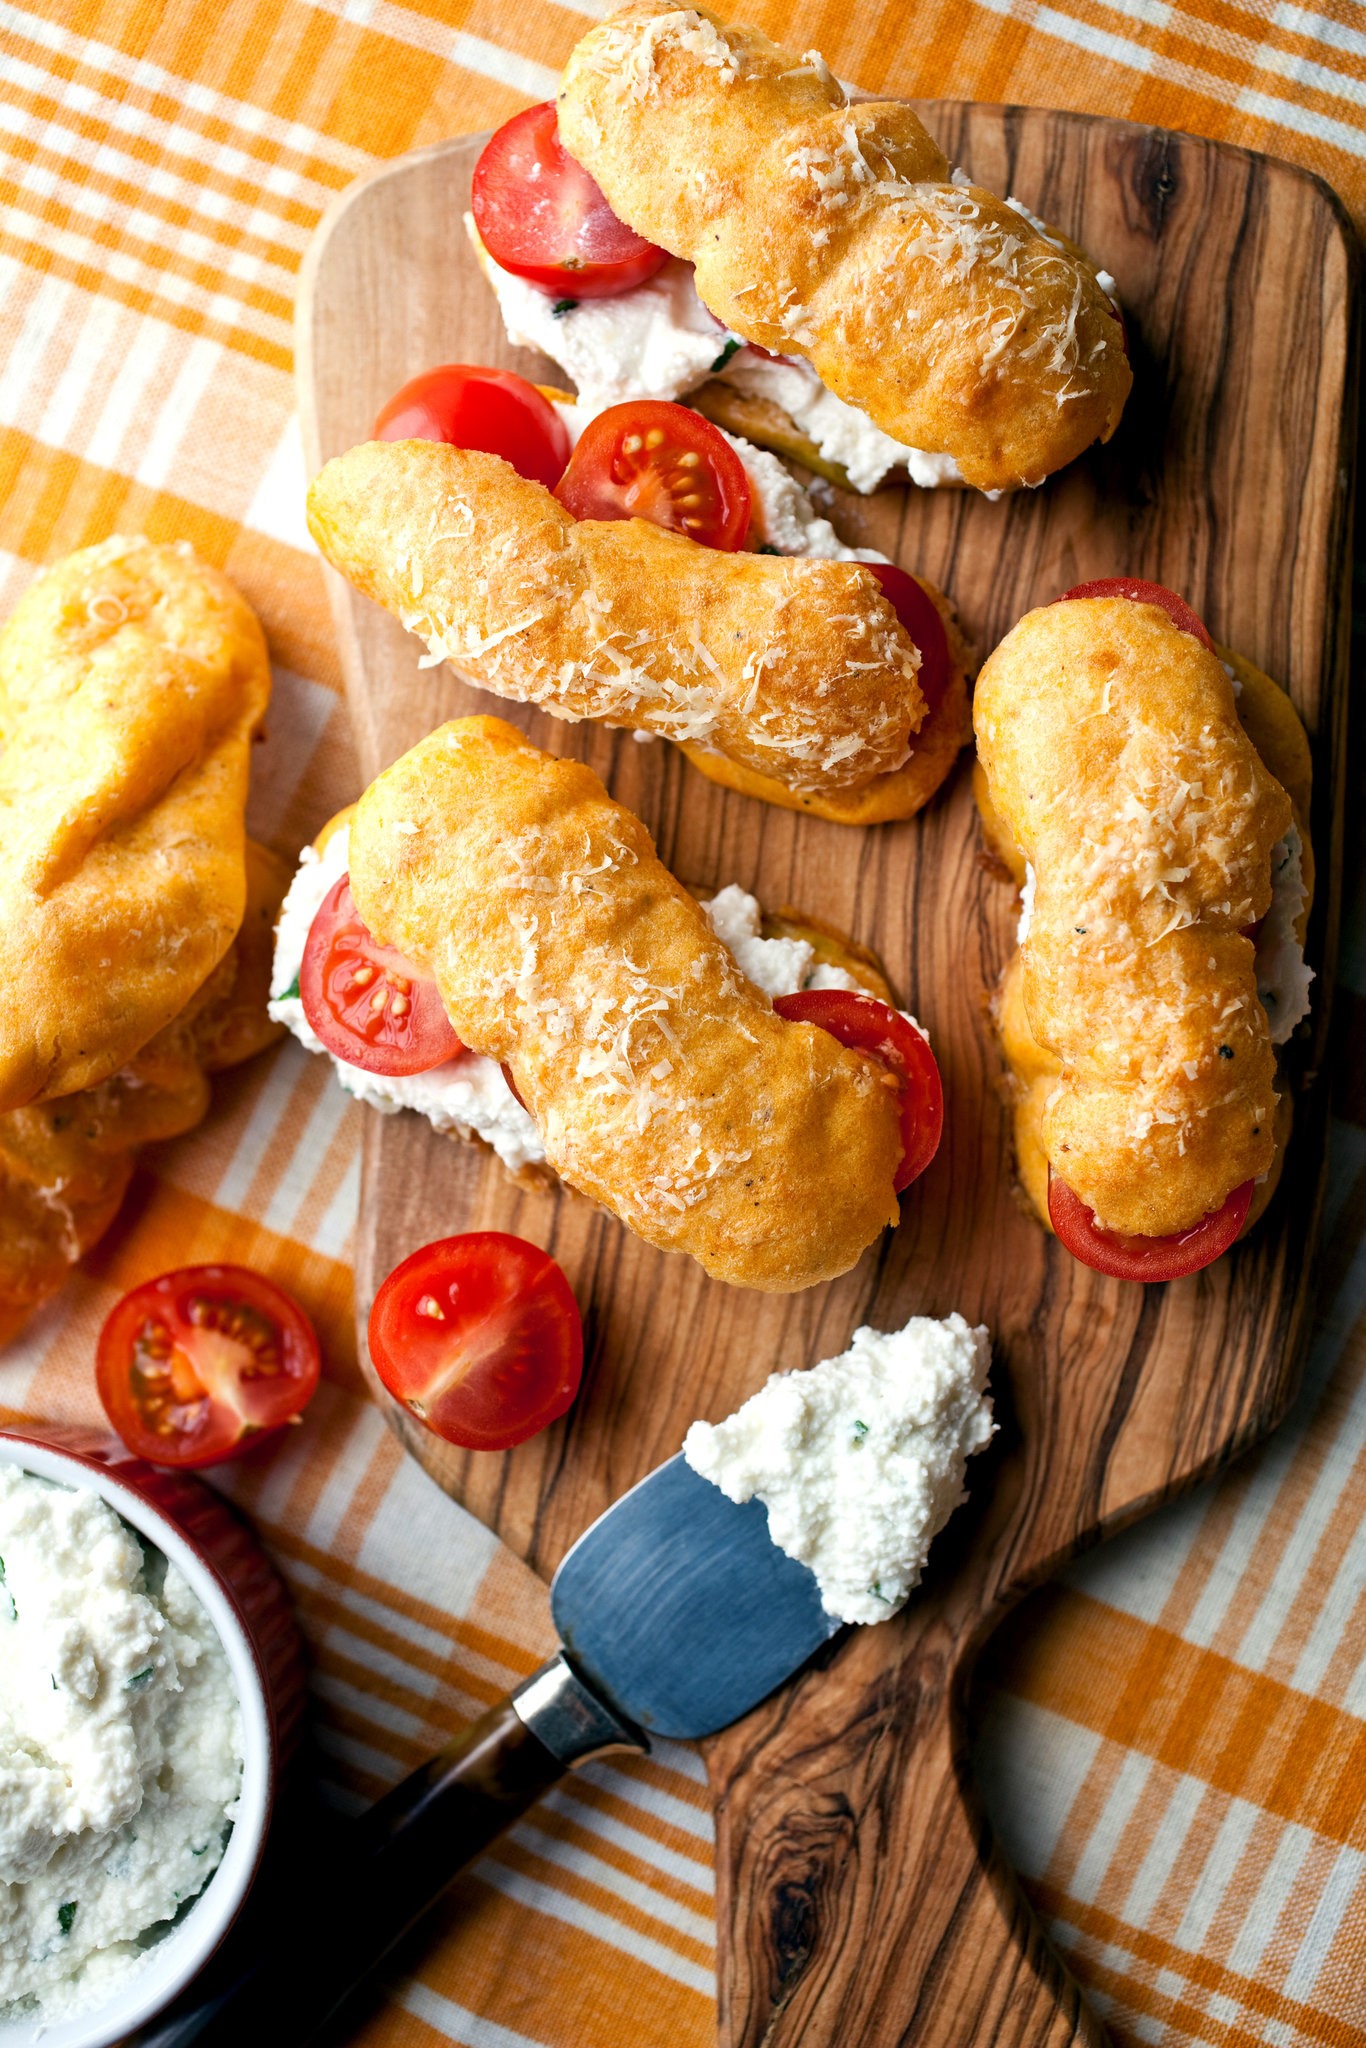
[348,716,905,1289]
[558,2,1131,493]
[682,579,973,823]
[979,625,1314,1240]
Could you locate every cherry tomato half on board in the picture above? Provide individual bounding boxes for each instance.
[472,101,668,299]
[1056,577,1215,652]
[866,563,952,720]
[1047,1171,1253,1283]
[368,1232,584,1452]
[372,364,571,492]
[301,873,463,1079]
[772,990,944,1193]
[554,399,751,549]
[97,1265,321,1468]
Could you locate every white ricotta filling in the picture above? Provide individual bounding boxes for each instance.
[701,883,860,999]
[467,214,963,496]
[1016,861,1037,947]
[0,1469,243,2022]
[1255,825,1314,1046]
[269,846,863,1165]
[683,1313,994,1625]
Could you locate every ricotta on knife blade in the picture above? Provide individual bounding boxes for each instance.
[684,1315,993,1624]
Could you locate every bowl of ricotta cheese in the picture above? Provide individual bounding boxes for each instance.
[0,1427,304,2048]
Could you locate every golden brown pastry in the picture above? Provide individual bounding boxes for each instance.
[557,2,1130,494]
[975,597,1312,1241]
[347,715,904,1290]
[0,839,289,1344]
[309,437,968,821]
[0,536,271,1110]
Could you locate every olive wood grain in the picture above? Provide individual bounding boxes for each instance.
[296,105,1357,2048]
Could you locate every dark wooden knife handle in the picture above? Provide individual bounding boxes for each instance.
[132,1693,570,2046]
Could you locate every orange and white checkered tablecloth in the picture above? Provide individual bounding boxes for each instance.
[0,4,1363,2045]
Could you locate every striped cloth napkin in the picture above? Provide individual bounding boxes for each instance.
[0,3,1361,2044]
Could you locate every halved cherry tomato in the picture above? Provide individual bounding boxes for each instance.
[500,1062,528,1111]
[472,102,668,299]
[1057,577,1214,652]
[554,399,751,549]
[1047,1170,1253,1283]
[772,989,943,1192]
[373,364,571,492]
[301,873,463,1078]
[97,1265,321,1467]
[867,564,952,719]
[368,1232,583,1451]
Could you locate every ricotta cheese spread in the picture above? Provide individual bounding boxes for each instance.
[0,1469,243,2023]
[1255,825,1314,1045]
[269,844,864,1166]
[684,1313,994,1625]
[467,215,961,496]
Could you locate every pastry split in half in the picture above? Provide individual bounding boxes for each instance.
[308,435,972,823]
[272,715,943,1292]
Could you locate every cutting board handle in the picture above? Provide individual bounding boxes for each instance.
[714,1708,1105,2046]
[708,1537,1111,2047]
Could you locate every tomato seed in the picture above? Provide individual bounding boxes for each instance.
[352,965,376,987]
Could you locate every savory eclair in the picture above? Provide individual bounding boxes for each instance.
[307,437,969,821]
[0,536,285,1337]
[318,715,914,1291]
[0,535,271,1110]
[554,2,1130,495]
[974,586,1313,1275]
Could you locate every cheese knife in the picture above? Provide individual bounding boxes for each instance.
[134,1453,841,2046]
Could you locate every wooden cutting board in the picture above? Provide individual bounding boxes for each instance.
[297,103,1357,2048]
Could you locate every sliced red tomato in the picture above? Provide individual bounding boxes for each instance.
[1047,1171,1253,1282]
[772,989,943,1193]
[500,1062,528,1110]
[554,399,751,549]
[372,364,570,491]
[866,564,952,719]
[472,102,667,299]
[1057,577,1214,652]
[368,1233,583,1452]
[301,873,463,1078]
[97,1266,321,1468]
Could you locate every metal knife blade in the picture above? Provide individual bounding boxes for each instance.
[550,1452,841,1739]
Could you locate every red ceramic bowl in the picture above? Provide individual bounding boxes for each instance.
[0,1423,307,2048]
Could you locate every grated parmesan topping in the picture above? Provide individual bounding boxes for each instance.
[389,508,919,796]
[604,7,741,98]
[1013,675,1301,1167]
[561,8,1125,485]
